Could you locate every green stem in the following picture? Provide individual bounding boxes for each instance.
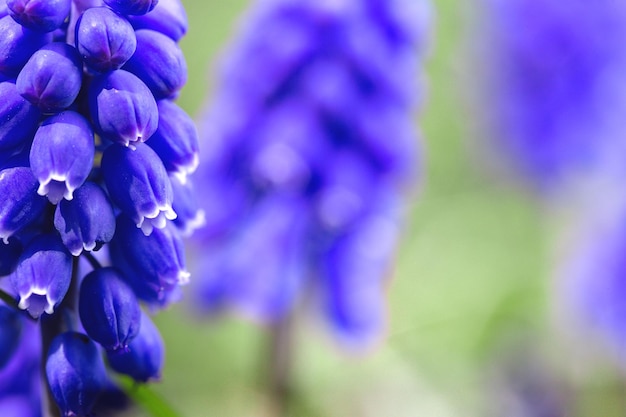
[118,377,182,417]
[268,315,294,417]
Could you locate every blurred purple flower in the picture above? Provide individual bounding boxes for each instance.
[478,0,626,191]
[192,0,430,348]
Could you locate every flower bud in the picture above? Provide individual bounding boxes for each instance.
[89,70,158,147]
[110,214,188,303]
[123,29,186,99]
[46,332,107,417]
[107,310,163,382]
[102,143,175,235]
[75,6,137,73]
[147,100,198,182]
[104,0,158,16]
[127,0,187,41]
[79,267,141,352]
[7,0,71,32]
[0,15,51,77]
[0,80,41,151]
[10,234,72,318]
[30,111,95,204]
[0,236,22,276]
[54,181,116,256]
[16,42,83,112]
[0,167,48,243]
[0,305,22,368]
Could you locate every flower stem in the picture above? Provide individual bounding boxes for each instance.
[268,315,294,417]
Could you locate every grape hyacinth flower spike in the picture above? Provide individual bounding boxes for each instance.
[192,0,431,349]
[0,1,197,415]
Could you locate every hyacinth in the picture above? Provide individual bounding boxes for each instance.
[0,1,199,416]
[477,0,626,192]
[191,0,430,348]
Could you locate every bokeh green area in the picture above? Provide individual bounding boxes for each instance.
[132,1,622,416]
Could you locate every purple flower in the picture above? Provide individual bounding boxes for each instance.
[88,70,159,147]
[192,0,430,347]
[7,0,71,32]
[79,267,141,352]
[10,234,72,319]
[127,0,187,41]
[46,332,108,417]
[75,6,137,73]
[0,0,195,413]
[123,29,187,99]
[29,110,95,204]
[106,310,164,382]
[101,142,176,235]
[477,0,626,190]
[16,42,83,112]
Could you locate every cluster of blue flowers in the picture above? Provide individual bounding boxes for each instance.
[192,0,429,347]
[0,0,199,415]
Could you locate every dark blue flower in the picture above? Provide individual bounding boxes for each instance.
[106,310,163,382]
[0,237,22,276]
[192,0,430,347]
[45,332,108,417]
[79,267,141,352]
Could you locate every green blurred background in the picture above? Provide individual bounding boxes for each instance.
[137,1,624,416]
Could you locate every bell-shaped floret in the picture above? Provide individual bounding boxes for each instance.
[54,182,115,256]
[46,332,107,417]
[89,70,158,147]
[7,0,71,32]
[102,143,175,235]
[106,310,163,382]
[16,42,83,112]
[147,100,198,182]
[30,111,95,204]
[0,167,48,243]
[104,0,158,16]
[127,0,187,41]
[0,15,51,77]
[123,29,187,99]
[319,208,400,348]
[9,234,72,318]
[110,214,188,303]
[0,236,22,276]
[171,175,205,237]
[79,267,141,352]
[0,305,22,369]
[75,7,136,73]
[0,80,41,151]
